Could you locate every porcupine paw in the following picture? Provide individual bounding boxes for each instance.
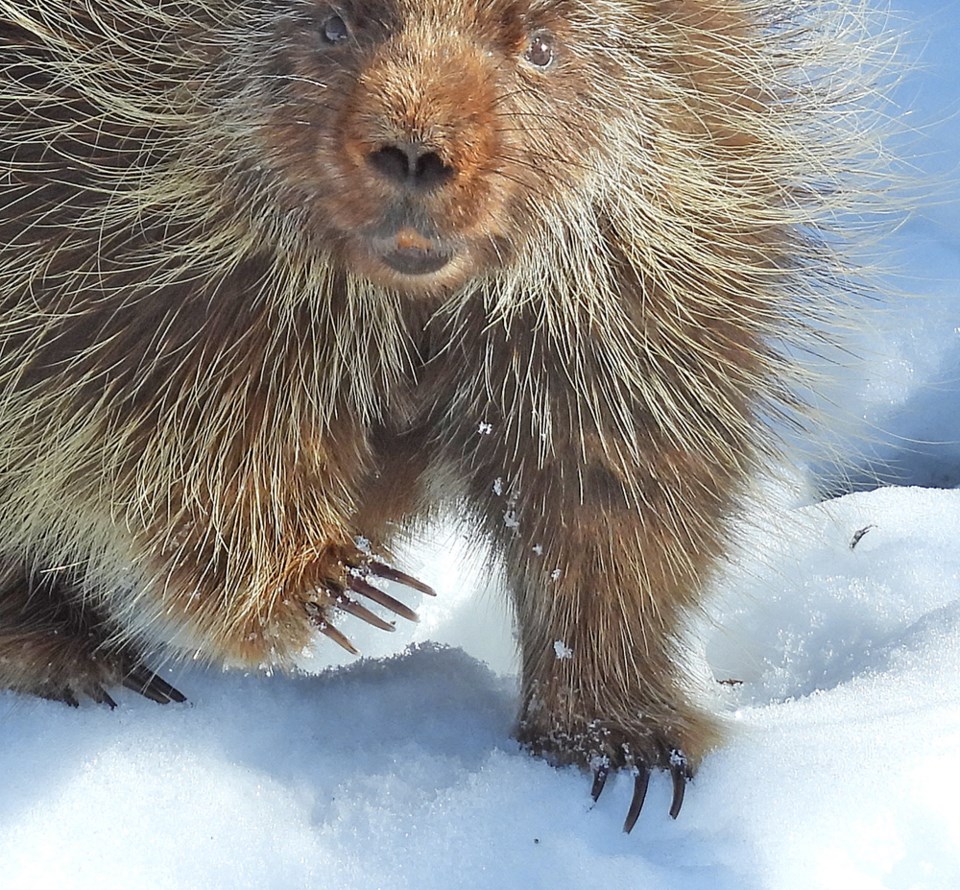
[0,568,186,707]
[517,704,716,832]
[301,541,436,655]
[3,637,186,709]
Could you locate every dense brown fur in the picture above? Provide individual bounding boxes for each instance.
[0,0,890,816]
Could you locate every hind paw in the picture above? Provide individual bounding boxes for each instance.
[20,649,185,709]
[517,707,714,832]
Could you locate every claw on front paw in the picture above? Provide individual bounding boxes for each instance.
[304,548,435,654]
[304,600,361,654]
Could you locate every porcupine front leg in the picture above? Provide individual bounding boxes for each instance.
[305,431,438,643]
[0,562,185,706]
[484,448,727,830]
[125,412,435,667]
[264,423,436,653]
[293,426,439,653]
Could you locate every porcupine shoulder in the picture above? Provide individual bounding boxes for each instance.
[0,0,893,828]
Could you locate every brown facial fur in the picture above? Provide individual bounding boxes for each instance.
[0,0,891,818]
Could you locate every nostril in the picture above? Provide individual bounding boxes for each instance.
[368,145,410,183]
[414,151,453,189]
[367,142,454,190]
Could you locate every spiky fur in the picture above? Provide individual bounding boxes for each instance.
[0,0,892,777]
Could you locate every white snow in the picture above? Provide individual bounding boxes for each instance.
[5,489,960,888]
[2,1,960,887]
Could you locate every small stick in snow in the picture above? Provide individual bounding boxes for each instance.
[849,525,876,550]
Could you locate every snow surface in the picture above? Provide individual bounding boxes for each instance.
[2,2,960,888]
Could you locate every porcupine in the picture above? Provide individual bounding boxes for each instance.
[0,0,892,829]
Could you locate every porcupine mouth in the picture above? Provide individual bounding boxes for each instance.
[380,246,452,275]
[369,229,453,276]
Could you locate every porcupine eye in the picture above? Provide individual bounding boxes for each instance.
[320,12,349,44]
[523,30,555,68]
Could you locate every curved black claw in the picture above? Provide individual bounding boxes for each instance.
[668,752,691,820]
[123,666,187,705]
[590,763,609,802]
[90,685,118,709]
[335,592,396,632]
[349,576,420,624]
[305,601,361,655]
[623,765,650,834]
[367,561,437,597]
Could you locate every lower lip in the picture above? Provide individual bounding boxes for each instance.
[379,246,452,276]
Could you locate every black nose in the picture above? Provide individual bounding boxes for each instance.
[367,142,455,191]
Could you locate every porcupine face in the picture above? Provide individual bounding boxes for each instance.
[255,0,614,296]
